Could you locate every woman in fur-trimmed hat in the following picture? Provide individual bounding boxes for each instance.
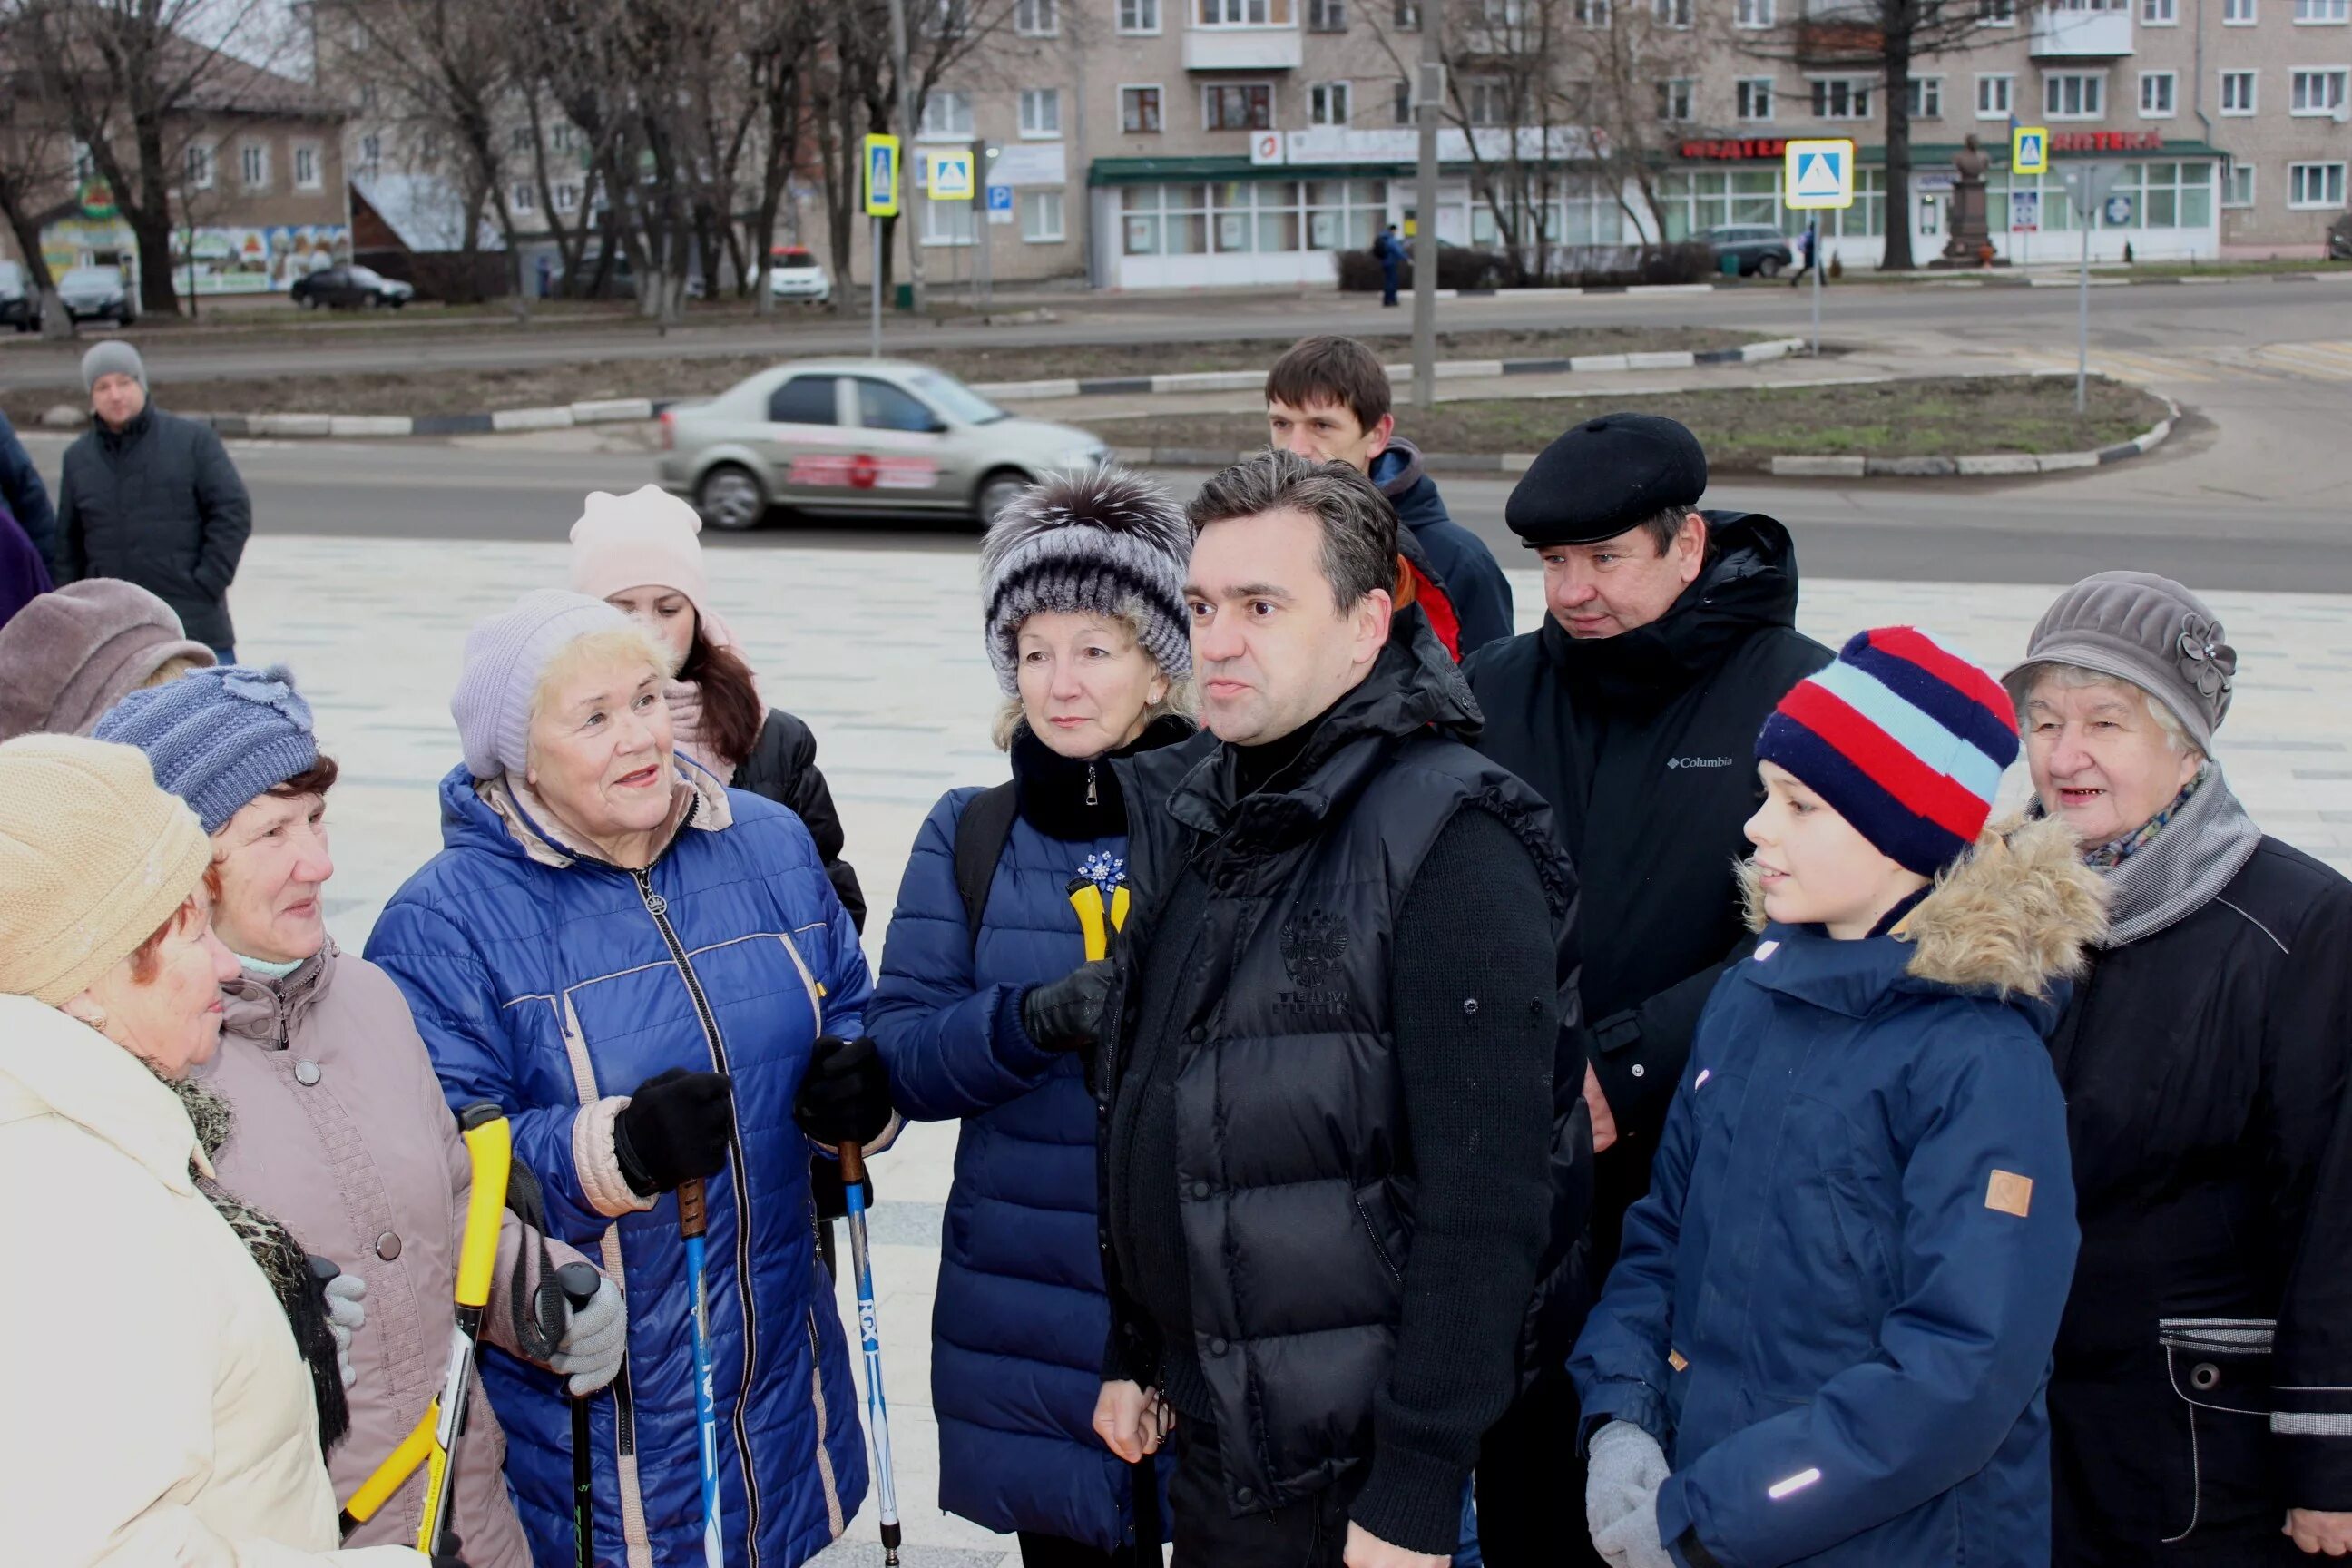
[867,466,1195,1566]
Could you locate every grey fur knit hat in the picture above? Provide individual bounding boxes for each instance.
[979,466,1193,696]
[2002,571,2236,751]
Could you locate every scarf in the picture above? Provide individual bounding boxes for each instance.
[2082,762,2262,946]
[156,1068,351,1454]
[665,679,737,780]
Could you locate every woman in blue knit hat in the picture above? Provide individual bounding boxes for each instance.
[93,663,621,1566]
[1570,627,2106,1568]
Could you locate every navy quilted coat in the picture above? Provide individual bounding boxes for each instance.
[867,740,1176,1552]
[368,765,873,1568]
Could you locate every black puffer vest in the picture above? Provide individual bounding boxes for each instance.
[1107,609,1582,1514]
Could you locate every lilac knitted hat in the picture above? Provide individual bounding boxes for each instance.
[451,590,630,780]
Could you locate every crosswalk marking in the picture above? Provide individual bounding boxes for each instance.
[1994,341,2352,387]
[2249,341,2352,381]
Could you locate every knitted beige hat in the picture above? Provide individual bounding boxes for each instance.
[0,735,212,1006]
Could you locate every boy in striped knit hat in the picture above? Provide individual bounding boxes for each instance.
[1570,628,2109,1568]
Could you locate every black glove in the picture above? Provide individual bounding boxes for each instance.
[1020,959,1116,1052]
[793,1034,894,1148]
[613,1068,733,1196]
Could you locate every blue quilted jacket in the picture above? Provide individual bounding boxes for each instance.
[368,765,874,1568]
[867,765,1173,1552]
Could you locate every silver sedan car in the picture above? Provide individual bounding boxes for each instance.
[656,358,1110,531]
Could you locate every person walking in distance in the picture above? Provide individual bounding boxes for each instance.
[1458,413,1829,1565]
[1789,223,1817,287]
[1090,449,1577,1568]
[1375,224,1406,307]
[53,342,253,662]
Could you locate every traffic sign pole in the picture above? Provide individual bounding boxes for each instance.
[871,217,883,359]
[1782,140,1852,361]
[862,133,902,358]
[1810,223,1822,359]
[2078,211,2091,415]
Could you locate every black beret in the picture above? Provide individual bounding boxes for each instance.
[1504,412,1709,546]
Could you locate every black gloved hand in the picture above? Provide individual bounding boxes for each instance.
[793,1034,895,1148]
[1020,959,1116,1052]
[613,1068,733,1196]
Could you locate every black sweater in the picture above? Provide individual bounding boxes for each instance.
[1106,802,1557,1547]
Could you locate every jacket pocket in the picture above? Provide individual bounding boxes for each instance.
[1352,1181,1406,1286]
[2156,1317,2278,1544]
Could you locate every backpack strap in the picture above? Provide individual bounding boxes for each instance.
[952,781,1019,960]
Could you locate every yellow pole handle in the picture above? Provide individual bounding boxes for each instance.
[339,1406,436,1529]
[1109,884,1130,936]
[1068,881,1108,963]
[453,1112,512,1308]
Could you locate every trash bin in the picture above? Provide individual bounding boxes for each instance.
[1719,251,1741,278]
[894,282,914,311]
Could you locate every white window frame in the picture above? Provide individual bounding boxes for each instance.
[2223,0,2255,24]
[1120,0,1162,29]
[1654,0,1693,26]
[2044,71,2107,119]
[1201,80,1275,132]
[1309,81,1352,124]
[2141,0,2178,17]
[1014,0,1058,31]
[553,123,576,152]
[918,89,975,140]
[357,134,380,176]
[1980,0,2016,25]
[2289,66,2349,114]
[2222,163,2256,205]
[2288,160,2347,206]
[1736,0,1775,25]
[1019,187,1066,242]
[2295,0,2349,22]
[555,182,581,211]
[921,193,978,245]
[1121,83,1165,132]
[1975,72,2015,118]
[510,125,534,154]
[1308,0,1348,28]
[1465,76,1512,125]
[511,181,536,212]
[186,140,215,191]
[2139,70,2178,116]
[292,141,322,191]
[1737,77,1776,120]
[1197,0,1296,24]
[1809,76,1873,119]
[1573,0,1611,25]
[2220,69,2258,113]
[1020,87,1063,137]
[1908,74,1945,118]
[1657,78,1694,122]
[240,140,270,190]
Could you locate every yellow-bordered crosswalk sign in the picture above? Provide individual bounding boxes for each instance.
[2012,125,2049,176]
[926,150,976,201]
[1783,138,1856,211]
[863,134,900,218]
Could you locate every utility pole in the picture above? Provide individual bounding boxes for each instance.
[888,0,926,316]
[1410,0,1444,415]
[973,138,993,311]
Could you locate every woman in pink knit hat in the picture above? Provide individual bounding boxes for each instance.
[570,484,863,928]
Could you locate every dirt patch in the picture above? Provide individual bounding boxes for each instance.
[0,326,1771,425]
[1118,375,2168,470]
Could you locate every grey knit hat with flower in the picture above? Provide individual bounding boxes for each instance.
[2002,571,2237,751]
[978,466,1193,696]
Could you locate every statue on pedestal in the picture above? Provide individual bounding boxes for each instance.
[1940,133,1994,266]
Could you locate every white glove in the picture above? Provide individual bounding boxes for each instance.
[1585,1421,1671,1563]
[548,1276,627,1396]
[1592,1482,1673,1568]
[322,1271,367,1390]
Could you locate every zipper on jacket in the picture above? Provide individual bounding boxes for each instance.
[632,867,767,1567]
[1086,762,1099,807]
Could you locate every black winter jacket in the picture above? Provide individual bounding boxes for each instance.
[55,405,252,652]
[1461,511,1829,1259]
[730,707,866,933]
[2048,836,2352,1564]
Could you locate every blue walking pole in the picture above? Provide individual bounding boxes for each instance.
[839,1141,902,1565]
[679,1179,726,1568]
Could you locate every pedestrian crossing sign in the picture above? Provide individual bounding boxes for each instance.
[2012,125,2049,176]
[1783,138,1856,211]
[862,134,900,218]
[926,150,975,202]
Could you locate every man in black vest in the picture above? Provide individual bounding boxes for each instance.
[1459,413,1831,1566]
[1084,450,1573,1568]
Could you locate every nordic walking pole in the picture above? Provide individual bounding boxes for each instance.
[419,1102,511,1556]
[679,1179,726,1568]
[839,1138,902,1566]
[557,1260,603,1568]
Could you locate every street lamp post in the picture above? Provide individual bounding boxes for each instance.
[888,0,926,317]
[1410,0,1444,416]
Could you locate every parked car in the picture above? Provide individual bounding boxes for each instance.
[2330,213,2351,262]
[57,266,136,326]
[1702,224,1796,278]
[289,264,416,310]
[0,261,37,332]
[768,247,832,304]
[657,358,1109,532]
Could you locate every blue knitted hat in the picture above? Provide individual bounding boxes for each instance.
[93,663,319,835]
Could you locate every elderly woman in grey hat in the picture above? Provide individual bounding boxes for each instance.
[2004,572,2352,1565]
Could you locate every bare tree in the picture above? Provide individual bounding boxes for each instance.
[0,26,77,337]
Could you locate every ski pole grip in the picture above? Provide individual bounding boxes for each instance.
[454,1102,512,1310]
[556,1260,601,1313]
[839,1142,867,1186]
[678,1177,709,1240]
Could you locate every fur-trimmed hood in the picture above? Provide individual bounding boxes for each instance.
[1740,814,2109,1000]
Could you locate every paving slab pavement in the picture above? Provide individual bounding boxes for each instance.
[220,535,2352,1566]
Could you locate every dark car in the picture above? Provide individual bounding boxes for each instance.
[1703,224,1796,278]
[290,264,415,310]
[2331,213,2351,262]
[0,261,36,332]
[56,266,136,325]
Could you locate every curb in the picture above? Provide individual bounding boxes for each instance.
[199,397,679,442]
[969,338,1801,403]
[1763,393,2180,479]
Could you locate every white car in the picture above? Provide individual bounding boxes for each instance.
[768,248,833,304]
[657,358,1110,531]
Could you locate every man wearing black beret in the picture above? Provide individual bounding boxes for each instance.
[1457,412,1830,1566]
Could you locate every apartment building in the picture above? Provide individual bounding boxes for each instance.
[877,0,2345,289]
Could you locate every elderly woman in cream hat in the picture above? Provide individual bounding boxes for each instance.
[2005,573,2352,1564]
[0,734,418,1564]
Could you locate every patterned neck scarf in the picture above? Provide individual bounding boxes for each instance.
[2081,764,2209,871]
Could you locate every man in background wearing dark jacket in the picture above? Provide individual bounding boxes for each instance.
[1088,450,1575,1568]
[1458,413,1830,1567]
[0,409,57,562]
[1265,336,1515,657]
[54,341,252,661]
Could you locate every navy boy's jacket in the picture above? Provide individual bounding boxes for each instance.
[1572,818,2103,1568]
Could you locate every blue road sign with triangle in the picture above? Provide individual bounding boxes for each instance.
[1784,138,1857,211]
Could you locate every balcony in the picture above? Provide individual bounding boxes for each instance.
[2031,4,2133,55]
[1793,17,1885,62]
[1183,24,1305,68]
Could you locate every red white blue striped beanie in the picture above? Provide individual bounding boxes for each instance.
[1757,627,2020,877]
